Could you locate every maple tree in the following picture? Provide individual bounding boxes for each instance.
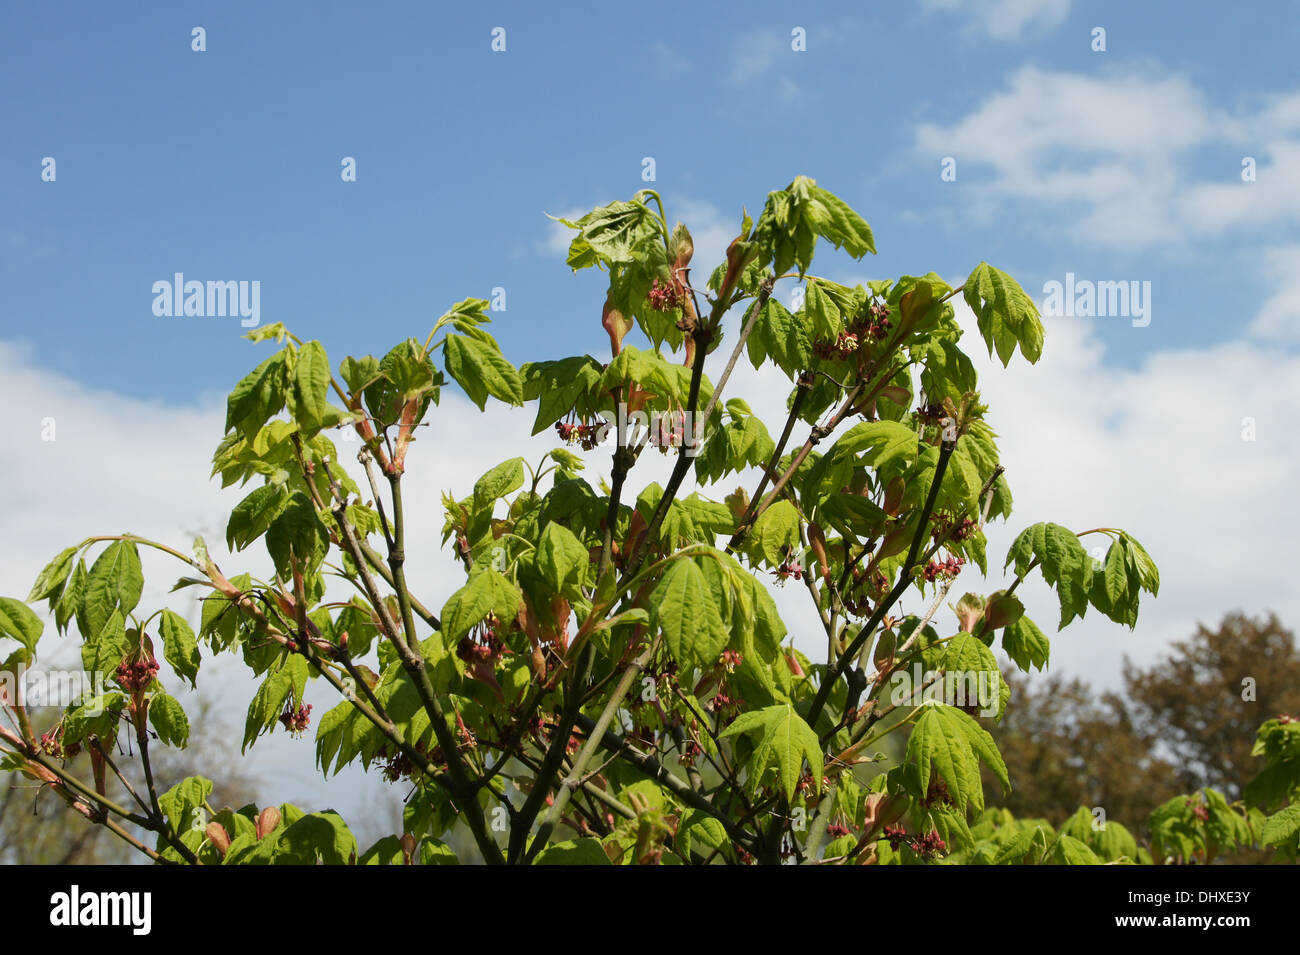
[3,178,1291,864]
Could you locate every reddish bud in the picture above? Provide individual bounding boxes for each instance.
[206,821,231,857]
[256,806,281,841]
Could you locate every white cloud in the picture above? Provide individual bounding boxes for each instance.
[947,301,1300,684]
[727,27,790,85]
[921,0,1071,41]
[914,67,1300,249]
[725,26,806,102]
[538,205,588,257]
[1250,243,1300,341]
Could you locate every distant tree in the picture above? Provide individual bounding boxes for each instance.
[1123,611,1300,802]
[980,612,1300,862]
[0,698,256,864]
[984,671,1175,827]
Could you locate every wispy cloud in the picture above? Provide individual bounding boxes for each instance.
[725,25,807,103]
[915,66,1300,252]
[921,0,1071,41]
[1251,243,1300,341]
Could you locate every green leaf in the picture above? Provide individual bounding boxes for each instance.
[720,702,822,801]
[243,655,309,751]
[520,356,606,435]
[27,546,78,603]
[290,340,333,436]
[149,692,190,747]
[963,262,1044,367]
[555,199,660,266]
[1052,834,1101,865]
[536,523,589,601]
[803,280,841,342]
[804,185,876,258]
[159,776,213,835]
[838,420,919,471]
[82,610,129,677]
[1003,523,1090,630]
[1261,803,1300,847]
[905,704,1007,814]
[650,558,729,671]
[749,500,801,568]
[420,839,460,865]
[1002,616,1050,672]
[473,457,525,512]
[358,835,404,865]
[83,541,144,638]
[908,705,980,811]
[993,824,1050,865]
[226,350,288,440]
[1102,540,1130,607]
[444,334,524,410]
[748,296,812,378]
[440,570,522,642]
[244,322,289,344]
[61,690,125,746]
[953,706,1010,795]
[265,492,330,579]
[676,808,727,860]
[159,609,201,688]
[361,340,439,426]
[1121,532,1160,596]
[938,634,1004,720]
[274,811,356,865]
[0,597,43,657]
[535,838,613,865]
[55,559,87,636]
[340,355,380,394]
[227,484,289,551]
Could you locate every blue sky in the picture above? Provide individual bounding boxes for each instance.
[5,0,1300,398]
[4,1,1300,835]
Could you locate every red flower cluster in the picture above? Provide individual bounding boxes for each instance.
[380,748,416,782]
[844,566,890,616]
[813,300,894,360]
[279,702,312,736]
[922,555,965,582]
[921,778,955,809]
[647,278,680,311]
[931,512,977,542]
[908,829,947,859]
[771,560,803,584]
[707,690,740,717]
[379,741,439,783]
[915,401,946,423]
[457,616,506,664]
[678,738,703,767]
[825,822,851,839]
[114,657,159,692]
[554,415,602,451]
[720,649,743,671]
[655,409,687,453]
[864,301,892,341]
[813,330,860,361]
[883,824,908,851]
